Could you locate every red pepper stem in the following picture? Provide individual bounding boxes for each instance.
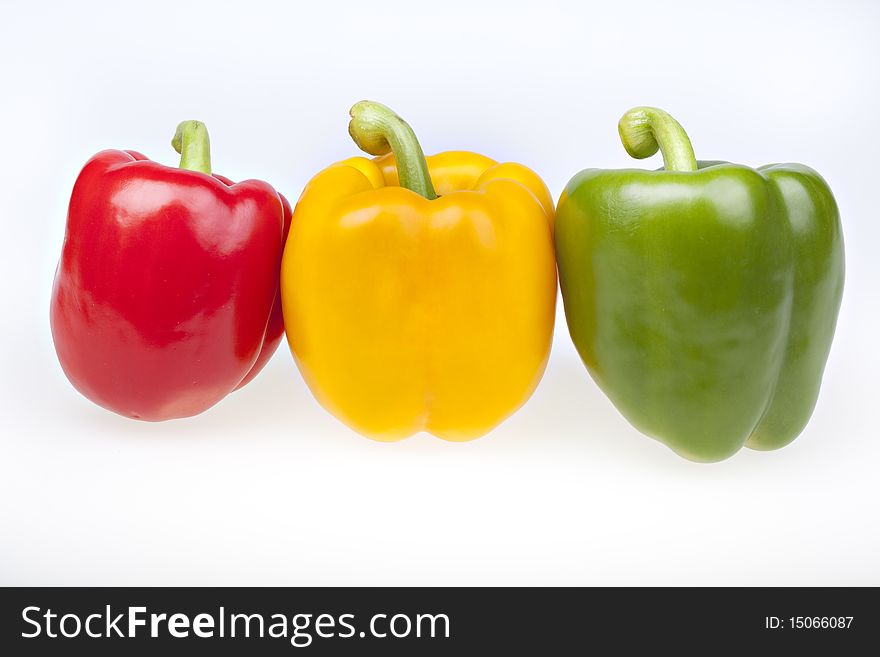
[348,101,437,200]
[171,120,212,175]
[618,107,698,172]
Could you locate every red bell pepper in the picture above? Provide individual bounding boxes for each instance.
[50,121,290,420]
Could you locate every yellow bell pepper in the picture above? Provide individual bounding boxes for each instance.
[281,101,556,441]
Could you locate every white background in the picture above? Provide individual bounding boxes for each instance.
[1,0,878,585]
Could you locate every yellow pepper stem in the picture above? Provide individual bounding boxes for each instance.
[348,101,437,200]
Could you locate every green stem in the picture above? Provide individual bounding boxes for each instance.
[618,107,697,172]
[171,120,212,174]
[348,101,437,200]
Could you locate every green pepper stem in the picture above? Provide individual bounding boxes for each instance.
[618,107,697,172]
[348,101,437,200]
[171,120,212,175]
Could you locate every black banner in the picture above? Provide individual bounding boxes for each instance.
[0,587,875,655]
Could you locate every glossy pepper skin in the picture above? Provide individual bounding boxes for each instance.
[556,107,844,462]
[282,102,556,441]
[51,121,289,421]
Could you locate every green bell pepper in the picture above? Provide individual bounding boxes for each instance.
[555,107,844,462]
